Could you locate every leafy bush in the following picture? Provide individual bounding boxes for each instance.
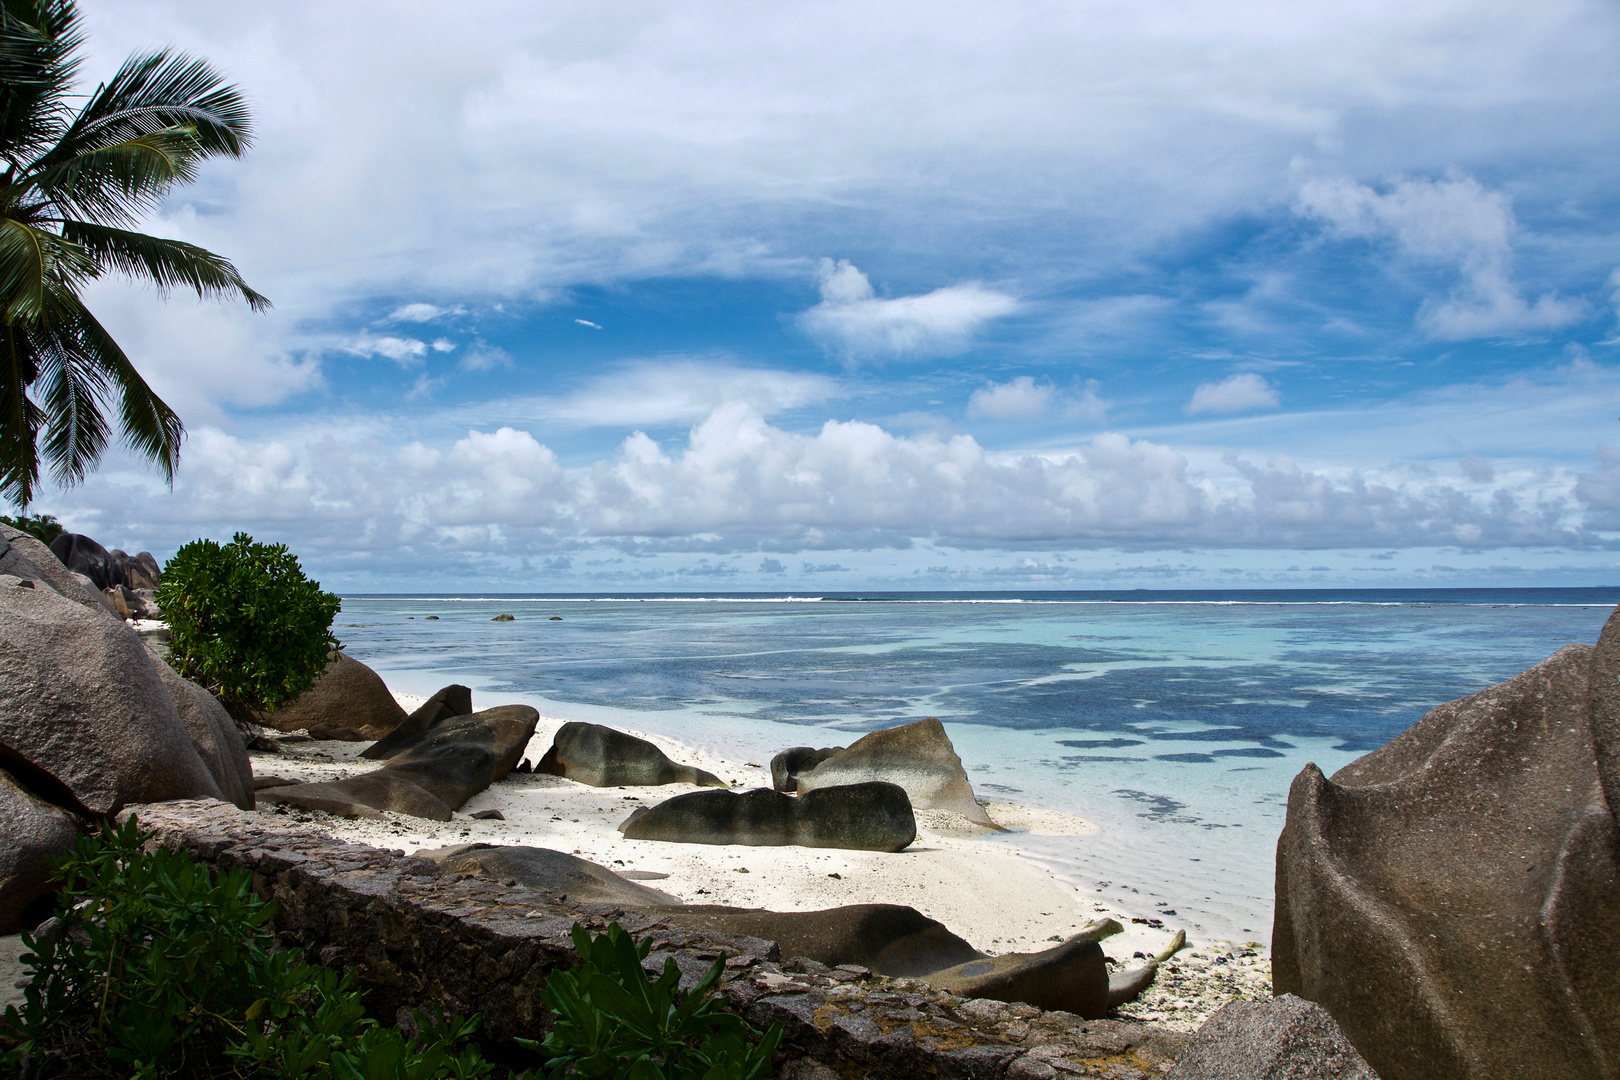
[529,922,781,1080]
[0,817,494,1079]
[0,512,63,545]
[156,532,342,722]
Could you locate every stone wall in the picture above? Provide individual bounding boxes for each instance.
[121,800,1189,1079]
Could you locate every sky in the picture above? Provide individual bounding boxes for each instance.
[26,0,1620,591]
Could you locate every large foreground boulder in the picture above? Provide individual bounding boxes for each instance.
[1273,636,1620,1080]
[0,768,80,933]
[0,573,225,814]
[152,661,255,811]
[538,722,725,787]
[361,684,474,760]
[1167,995,1379,1080]
[618,782,916,851]
[257,704,540,821]
[795,717,1001,828]
[260,651,408,740]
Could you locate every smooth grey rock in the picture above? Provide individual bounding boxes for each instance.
[153,660,255,811]
[0,769,80,933]
[0,573,223,814]
[619,782,916,851]
[260,651,407,739]
[361,684,474,760]
[770,746,843,792]
[795,718,1001,828]
[538,721,725,788]
[1168,994,1378,1079]
[422,843,681,905]
[48,533,114,589]
[0,526,109,612]
[1274,640,1620,1080]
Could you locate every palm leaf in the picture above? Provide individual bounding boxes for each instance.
[32,311,109,484]
[0,0,80,170]
[0,214,94,322]
[60,293,182,482]
[24,127,204,226]
[62,220,269,310]
[0,320,46,504]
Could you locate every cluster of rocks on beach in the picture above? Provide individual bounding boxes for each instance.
[2,522,1617,1079]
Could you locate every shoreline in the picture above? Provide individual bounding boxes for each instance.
[253,693,1271,1029]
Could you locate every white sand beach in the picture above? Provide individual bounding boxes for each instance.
[250,693,1271,1028]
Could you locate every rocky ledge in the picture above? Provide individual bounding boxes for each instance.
[120,799,1190,1079]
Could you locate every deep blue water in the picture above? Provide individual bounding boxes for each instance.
[333,588,1618,943]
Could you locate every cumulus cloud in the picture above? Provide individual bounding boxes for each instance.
[346,333,430,366]
[1186,373,1280,415]
[522,359,839,428]
[387,303,462,323]
[1575,445,1620,532]
[460,340,513,371]
[798,260,1018,358]
[1297,175,1585,339]
[968,377,1055,419]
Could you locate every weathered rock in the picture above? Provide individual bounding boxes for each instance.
[657,903,984,975]
[1273,641,1620,1080]
[795,717,1001,828]
[1590,605,1620,825]
[48,532,114,589]
[258,705,540,821]
[1167,994,1378,1079]
[0,573,224,814]
[102,584,131,619]
[0,768,80,933]
[538,722,726,788]
[152,660,255,811]
[619,782,916,852]
[0,526,109,612]
[925,932,1152,1018]
[260,651,407,739]
[361,684,474,760]
[770,746,843,792]
[124,552,161,591]
[422,843,682,906]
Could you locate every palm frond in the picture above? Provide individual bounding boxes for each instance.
[58,292,182,482]
[0,320,46,505]
[0,214,94,322]
[0,0,80,170]
[32,307,109,484]
[62,220,270,310]
[44,48,251,170]
[24,126,203,226]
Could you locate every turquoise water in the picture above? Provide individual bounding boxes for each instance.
[334,589,1617,946]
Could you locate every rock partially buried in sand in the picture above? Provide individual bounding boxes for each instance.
[361,684,474,760]
[257,704,539,821]
[795,717,1002,829]
[538,721,726,788]
[770,745,843,792]
[421,843,682,906]
[1274,634,1620,1080]
[618,782,916,851]
[259,651,408,740]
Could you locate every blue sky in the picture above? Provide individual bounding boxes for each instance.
[32,0,1620,590]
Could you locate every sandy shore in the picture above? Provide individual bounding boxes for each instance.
[249,695,1270,1028]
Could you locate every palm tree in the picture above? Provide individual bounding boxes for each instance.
[0,0,267,507]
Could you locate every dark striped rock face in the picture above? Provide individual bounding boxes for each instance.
[1273,613,1620,1080]
[538,721,726,788]
[618,782,917,852]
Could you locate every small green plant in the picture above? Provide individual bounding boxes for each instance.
[528,922,781,1080]
[156,532,342,722]
[0,512,63,545]
[0,817,495,1079]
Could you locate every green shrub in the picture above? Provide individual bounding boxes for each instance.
[0,513,63,545]
[0,817,494,1079]
[156,532,342,722]
[529,922,781,1080]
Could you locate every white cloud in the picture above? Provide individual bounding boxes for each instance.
[459,340,513,371]
[345,333,429,366]
[1297,174,1585,339]
[1186,373,1280,415]
[968,377,1054,419]
[575,319,603,329]
[521,359,839,427]
[431,338,456,352]
[798,260,1018,358]
[387,303,461,323]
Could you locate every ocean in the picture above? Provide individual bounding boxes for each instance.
[334,588,1618,948]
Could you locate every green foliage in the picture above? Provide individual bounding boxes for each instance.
[528,922,781,1080]
[0,0,268,506]
[0,510,60,542]
[156,532,341,722]
[0,816,494,1079]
